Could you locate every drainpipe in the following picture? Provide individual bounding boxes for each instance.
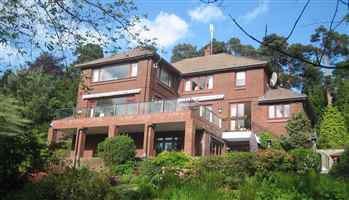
[73,128,80,169]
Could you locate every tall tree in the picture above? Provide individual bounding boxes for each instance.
[0,0,144,57]
[74,43,104,64]
[199,39,227,55]
[318,106,348,148]
[226,37,258,57]
[171,43,199,62]
[27,52,64,76]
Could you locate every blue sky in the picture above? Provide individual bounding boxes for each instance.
[0,0,348,68]
[133,0,348,60]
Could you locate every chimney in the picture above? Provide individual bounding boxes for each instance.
[204,46,211,56]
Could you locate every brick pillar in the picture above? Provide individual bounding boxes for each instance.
[47,128,57,145]
[108,125,119,138]
[184,120,195,156]
[143,124,149,157]
[201,132,210,156]
[146,124,155,157]
[76,129,86,157]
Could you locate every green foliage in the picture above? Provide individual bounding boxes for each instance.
[330,146,349,179]
[256,149,293,175]
[97,135,136,167]
[0,133,47,195]
[319,106,349,148]
[171,43,199,62]
[0,95,29,136]
[74,43,104,64]
[140,151,192,188]
[258,132,282,149]
[289,148,320,174]
[334,78,349,130]
[282,112,313,150]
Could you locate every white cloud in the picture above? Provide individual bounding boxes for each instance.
[241,0,270,23]
[130,12,189,48]
[188,5,225,23]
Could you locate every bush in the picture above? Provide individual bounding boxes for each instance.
[330,147,349,179]
[282,112,313,150]
[259,132,282,149]
[256,149,293,175]
[140,151,192,188]
[318,106,349,148]
[97,135,136,167]
[289,148,320,174]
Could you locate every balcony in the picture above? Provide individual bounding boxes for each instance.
[54,99,222,129]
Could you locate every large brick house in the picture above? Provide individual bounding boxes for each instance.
[48,48,306,159]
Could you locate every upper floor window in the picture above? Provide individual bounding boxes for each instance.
[235,71,246,87]
[158,66,176,88]
[92,63,138,82]
[184,76,213,92]
[268,104,290,119]
[230,103,251,131]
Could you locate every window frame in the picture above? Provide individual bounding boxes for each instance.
[92,62,138,83]
[235,71,246,87]
[157,66,176,89]
[184,75,214,92]
[268,104,290,119]
[230,102,251,131]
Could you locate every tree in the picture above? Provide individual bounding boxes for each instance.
[0,95,29,136]
[74,43,104,64]
[319,106,349,148]
[27,52,64,76]
[281,112,313,150]
[199,39,227,55]
[0,0,144,56]
[226,37,258,57]
[171,43,199,62]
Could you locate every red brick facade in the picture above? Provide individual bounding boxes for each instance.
[48,50,306,160]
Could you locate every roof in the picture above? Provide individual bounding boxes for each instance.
[75,48,155,68]
[258,88,307,104]
[172,53,267,75]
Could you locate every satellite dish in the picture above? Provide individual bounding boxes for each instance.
[270,72,278,88]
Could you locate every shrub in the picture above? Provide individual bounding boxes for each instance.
[289,148,320,174]
[330,147,349,179]
[318,106,349,148]
[259,131,282,149]
[282,112,313,150]
[97,135,136,167]
[256,149,293,175]
[5,168,111,200]
[140,151,192,187]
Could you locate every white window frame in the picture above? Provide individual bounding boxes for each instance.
[130,63,138,77]
[184,80,191,92]
[235,71,246,87]
[268,104,290,119]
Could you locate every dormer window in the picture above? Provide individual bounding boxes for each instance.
[92,63,138,82]
[184,75,213,92]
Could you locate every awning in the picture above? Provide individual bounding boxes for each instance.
[178,94,224,102]
[82,88,141,99]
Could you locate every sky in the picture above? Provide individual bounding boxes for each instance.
[0,0,348,68]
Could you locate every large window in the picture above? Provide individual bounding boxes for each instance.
[235,71,246,87]
[93,96,138,117]
[230,103,251,131]
[155,135,183,154]
[92,63,138,82]
[268,104,290,119]
[184,75,213,92]
[158,66,176,88]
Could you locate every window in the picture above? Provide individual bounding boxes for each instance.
[131,63,138,77]
[158,66,176,88]
[235,71,246,87]
[92,63,137,82]
[185,75,213,92]
[200,105,213,122]
[155,135,183,154]
[230,103,251,130]
[268,104,290,119]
